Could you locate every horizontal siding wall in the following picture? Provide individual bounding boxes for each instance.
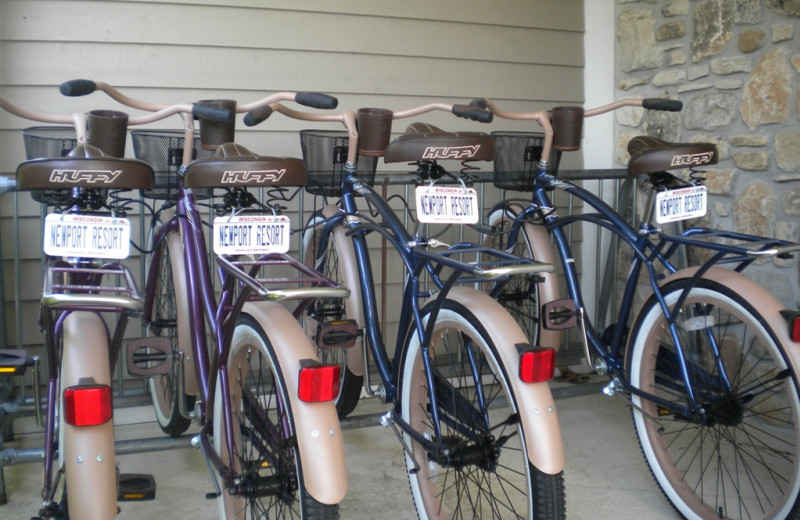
[0,0,584,360]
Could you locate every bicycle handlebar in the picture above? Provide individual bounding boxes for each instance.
[472,96,684,164]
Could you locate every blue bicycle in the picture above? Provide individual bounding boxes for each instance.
[478,96,800,520]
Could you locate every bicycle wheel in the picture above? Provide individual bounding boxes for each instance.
[399,298,565,519]
[147,220,194,436]
[214,314,339,520]
[629,279,800,520]
[301,210,363,418]
[484,208,559,350]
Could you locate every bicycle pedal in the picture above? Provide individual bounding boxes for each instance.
[125,338,173,377]
[543,299,578,330]
[117,473,156,501]
[316,320,359,349]
[0,349,34,375]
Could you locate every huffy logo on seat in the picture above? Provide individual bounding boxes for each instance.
[49,170,123,184]
[221,170,286,184]
[670,152,715,167]
[422,145,481,160]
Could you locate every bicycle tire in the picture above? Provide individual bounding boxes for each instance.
[484,208,560,350]
[628,278,800,520]
[214,314,339,520]
[399,298,566,519]
[60,311,118,519]
[301,210,363,418]
[147,220,194,436]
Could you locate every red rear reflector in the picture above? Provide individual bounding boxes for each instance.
[790,316,800,343]
[298,360,340,403]
[519,348,556,383]
[781,310,800,343]
[63,384,113,426]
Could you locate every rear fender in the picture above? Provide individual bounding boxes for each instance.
[661,267,800,375]
[242,302,348,504]
[444,286,564,474]
[61,312,117,519]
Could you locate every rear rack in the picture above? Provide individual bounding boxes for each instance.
[660,228,800,262]
[42,263,143,312]
[216,253,349,302]
[414,244,555,282]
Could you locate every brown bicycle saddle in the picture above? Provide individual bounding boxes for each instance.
[627,136,717,177]
[183,142,307,188]
[383,122,496,164]
[16,144,154,190]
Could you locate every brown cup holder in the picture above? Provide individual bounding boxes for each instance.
[551,106,584,152]
[197,99,236,150]
[88,110,129,157]
[356,108,393,157]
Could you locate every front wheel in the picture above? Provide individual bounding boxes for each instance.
[301,210,363,418]
[147,221,194,436]
[214,314,339,520]
[629,279,800,520]
[399,298,565,519]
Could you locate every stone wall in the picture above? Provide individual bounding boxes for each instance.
[614,0,800,309]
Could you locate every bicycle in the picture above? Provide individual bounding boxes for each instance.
[0,94,195,519]
[9,82,350,519]
[245,100,567,519]
[475,96,800,520]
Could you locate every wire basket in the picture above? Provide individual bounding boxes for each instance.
[492,132,561,192]
[130,130,214,200]
[299,130,378,197]
[21,126,79,204]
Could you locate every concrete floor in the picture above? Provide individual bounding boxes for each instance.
[1,380,677,519]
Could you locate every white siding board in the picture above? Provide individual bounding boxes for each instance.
[3,1,582,67]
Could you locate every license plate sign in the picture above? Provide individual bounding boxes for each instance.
[415,186,479,224]
[655,186,707,224]
[213,215,290,255]
[44,214,131,259]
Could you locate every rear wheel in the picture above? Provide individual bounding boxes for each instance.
[301,211,363,418]
[214,314,339,520]
[147,222,194,436]
[629,279,800,520]
[399,298,565,519]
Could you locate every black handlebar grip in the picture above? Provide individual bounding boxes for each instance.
[642,98,683,112]
[452,104,493,123]
[192,104,236,123]
[469,98,489,109]
[59,79,97,97]
[243,106,274,127]
[295,92,338,109]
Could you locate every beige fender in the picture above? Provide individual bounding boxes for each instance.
[242,302,348,504]
[319,204,365,377]
[663,267,800,375]
[488,208,563,350]
[445,286,565,474]
[62,312,117,519]
[165,225,199,395]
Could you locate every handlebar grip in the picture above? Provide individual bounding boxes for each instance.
[642,98,683,111]
[59,79,97,97]
[295,92,338,109]
[192,103,236,123]
[452,104,493,123]
[469,98,489,110]
[243,105,274,127]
